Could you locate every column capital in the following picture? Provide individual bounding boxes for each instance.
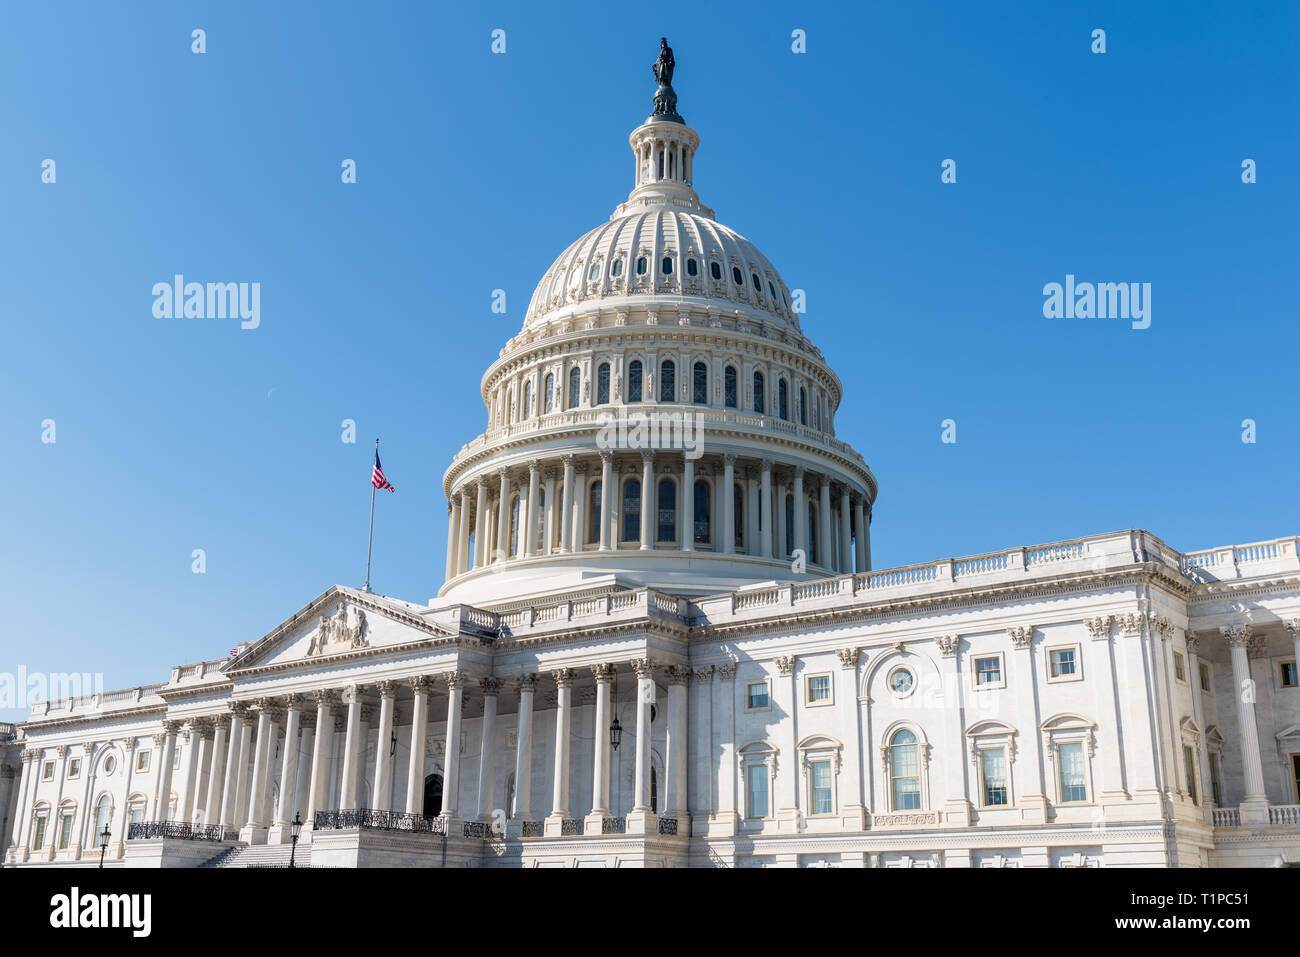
[665,665,690,685]
[792,465,805,482]
[760,457,773,472]
[591,663,618,683]
[410,675,434,695]
[376,680,398,700]
[81,740,97,756]
[774,655,796,676]
[723,452,737,467]
[211,713,231,732]
[630,657,657,679]
[836,647,860,670]
[480,676,503,697]
[311,688,340,708]
[1220,624,1253,647]
[1185,632,1201,655]
[692,664,715,682]
[640,449,655,465]
[552,667,578,689]
[934,635,959,658]
[717,662,737,682]
[341,684,366,705]
[57,743,72,757]
[443,670,470,691]
[1084,616,1114,641]
[529,460,541,476]
[281,693,304,711]
[1007,626,1034,649]
[161,719,183,735]
[121,737,138,753]
[516,673,540,694]
[561,453,577,468]
[227,700,250,719]
[598,449,614,464]
[1283,619,1300,640]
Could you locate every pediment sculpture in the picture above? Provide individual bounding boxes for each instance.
[306,601,370,657]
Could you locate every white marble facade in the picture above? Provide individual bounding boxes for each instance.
[4,61,1300,869]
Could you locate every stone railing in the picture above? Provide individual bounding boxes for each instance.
[1211,807,1241,827]
[312,809,447,836]
[127,821,238,842]
[1179,537,1300,583]
[1268,805,1300,825]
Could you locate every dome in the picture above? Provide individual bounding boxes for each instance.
[522,208,802,333]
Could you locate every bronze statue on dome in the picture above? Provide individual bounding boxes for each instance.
[651,38,681,121]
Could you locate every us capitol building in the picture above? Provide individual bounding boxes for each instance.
[4,43,1299,869]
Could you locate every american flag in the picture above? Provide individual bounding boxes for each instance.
[371,449,395,492]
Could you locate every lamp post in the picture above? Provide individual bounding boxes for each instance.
[288,812,302,868]
[98,825,111,869]
[609,676,622,751]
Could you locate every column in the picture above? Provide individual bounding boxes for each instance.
[1086,617,1128,801]
[837,649,866,827]
[745,468,759,555]
[713,664,738,833]
[667,666,689,821]
[853,497,868,573]
[339,686,363,811]
[680,456,695,551]
[14,750,38,859]
[775,478,788,559]
[863,505,873,570]
[405,677,431,814]
[598,451,614,550]
[370,682,396,812]
[306,690,336,829]
[155,723,179,820]
[586,665,615,827]
[441,671,466,820]
[572,465,588,549]
[722,454,736,554]
[774,657,799,827]
[232,717,254,828]
[839,485,852,573]
[111,741,137,856]
[220,704,248,829]
[204,716,230,827]
[456,487,472,575]
[560,455,575,553]
[294,721,314,828]
[512,675,537,831]
[476,678,502,823]
[934,637,971,824]
[1008,627,1048,822]
[242,705,271,835]
[759,459,773,558]
[544,668,576,834]
[444,502,459,581]
[474,479,488,568]
[640,451,654,549]
[818,477,832,569]
[177,724,202,824]
[628,658,656,833]
[271,697,303,841]
[543,469,557,554]
[524,462,540,557]
[496,467,511,563]
[1185,631,1214,809]
[792,467,808,559]
[1223,625,1269,822]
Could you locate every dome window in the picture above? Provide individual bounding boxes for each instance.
[662,257,673,275]
[769,280,777,301]
[628,360,643,402]
[612,258,624,278]
[724,365,737,408]
[588,263,601,282]
[731,266,743,285]
[596,362,610,405]
[544,373,555,413]
[778,379,789,420]
[659,359,676,402]
[752,272,762,292]
[636,257,648,276]
[656,478,677,543]
[710,261,722,280]
[692,361,708,404]
[799,386,807,426]
[753,371,765,414]
[567,367,581,410]
[686,258,698,277]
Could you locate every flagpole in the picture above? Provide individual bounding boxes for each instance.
[363,438,378,593]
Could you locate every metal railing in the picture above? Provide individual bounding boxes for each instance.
[602,816,627,834]
[312,809,447,836]
[560,818,584,836]
[463,821,487,838]
[126,821,238,842]
[657,817,678,836]
[520,820,542,838]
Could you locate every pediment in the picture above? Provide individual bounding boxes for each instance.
[226,586,456,671]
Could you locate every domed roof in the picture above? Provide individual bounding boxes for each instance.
[522,207,800,332]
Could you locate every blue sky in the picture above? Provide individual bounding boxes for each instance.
[1,1,1296,719]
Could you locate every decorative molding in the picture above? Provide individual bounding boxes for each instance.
[835,648,859,670]
[1084,616,1113,641]
[1007,626,1034,649]
[774,655,795,676]
[934,635,959,658]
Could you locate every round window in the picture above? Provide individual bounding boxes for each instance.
[889,667,915,697]
[104,755,117,775]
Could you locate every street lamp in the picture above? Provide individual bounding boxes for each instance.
[390,730,397,757]
[609,675,622,751]
[98,825,111,869]
[288,812,303,868]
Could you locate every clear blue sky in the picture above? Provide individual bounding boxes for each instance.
[2,1,1296,720]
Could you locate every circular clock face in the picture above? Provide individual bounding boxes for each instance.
[890,669,914,695]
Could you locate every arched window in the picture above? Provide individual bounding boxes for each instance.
[544,373,554,413]
[588,262,600,282]
[661,256,673,275]
[785,494,795,557]
[753,371,765,414]
[778,379,789,420]
[623,478,641,542]
[692,361,708,404]
[731,265,743,285]
[522,380,532,419]
[422,773,443,818]
[628,360,643,402]
[659,360,675,403]
[769,280,778,301]
[588,480,602,545]
[734,483,745,549]
[534,487,546,551]
[657,478,676,542]
[505,388,513,424]
[567,367,581,410]
[808,501,818,565]
[752,272,762,291]
[596,362,610,405]
[636,256,648,276]
[694,479,711,545]
[724,365,737,408]
[710,261,722,280]
[94,794,112,840]
[687,258,698,277]
[799,386,807,426]
[611,258,624,278]
[889,729,922,810]
[509,495,520,557]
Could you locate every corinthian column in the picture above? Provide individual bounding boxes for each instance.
[371,682,396,811]
[681,456,694,551]
[305,690,336,831]
[203,715,229,827]
[560,455,575,553]
[270,696,303,842]
[792,466,807,558]
[640,452,655,549]
[543,668,576,836]
[722,454,736,554]
[838,485,852,573]
[599,451,615,550]
[456,486,472,575]
[586,665,615,830]
[476,678,502,824]
[1222,625,1269,823]
[524,462,540,557]
[853,496,868,573]
[511,675,538,835]
[496,468,512,562]
[441,671,466,821]
[404,677,431,814]
[759,459,773,558]
[473,479,488,568]
[339,686,364,812]
[627,658,657,835]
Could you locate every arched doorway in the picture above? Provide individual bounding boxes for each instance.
[422,773,443,818]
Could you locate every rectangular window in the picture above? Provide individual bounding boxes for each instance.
[68,758,81,779]
[1211,753,1223,807]
[32,814,47,850]
[806,674,831,704]
[1056,741,1088,803]
[980,748,1009,807]
[809,760,833,815]
[41,761,54,781]
[746,765,769,819]
[136,750,150,773]
[58,812,75,850]
[129,804,145,826]
[1293,754,1300,805]
[1281,661,1298,688]
[1050,648,1077,678]
[975,656,1002,686]
[746,681,769,710]
[1173,651,1186,683]
[1183,745,1198,805]
[1199,662,1212,693]
[890,747,921,811]
[173,747,182,770]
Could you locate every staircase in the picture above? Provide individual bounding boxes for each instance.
[200,842,312,868]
